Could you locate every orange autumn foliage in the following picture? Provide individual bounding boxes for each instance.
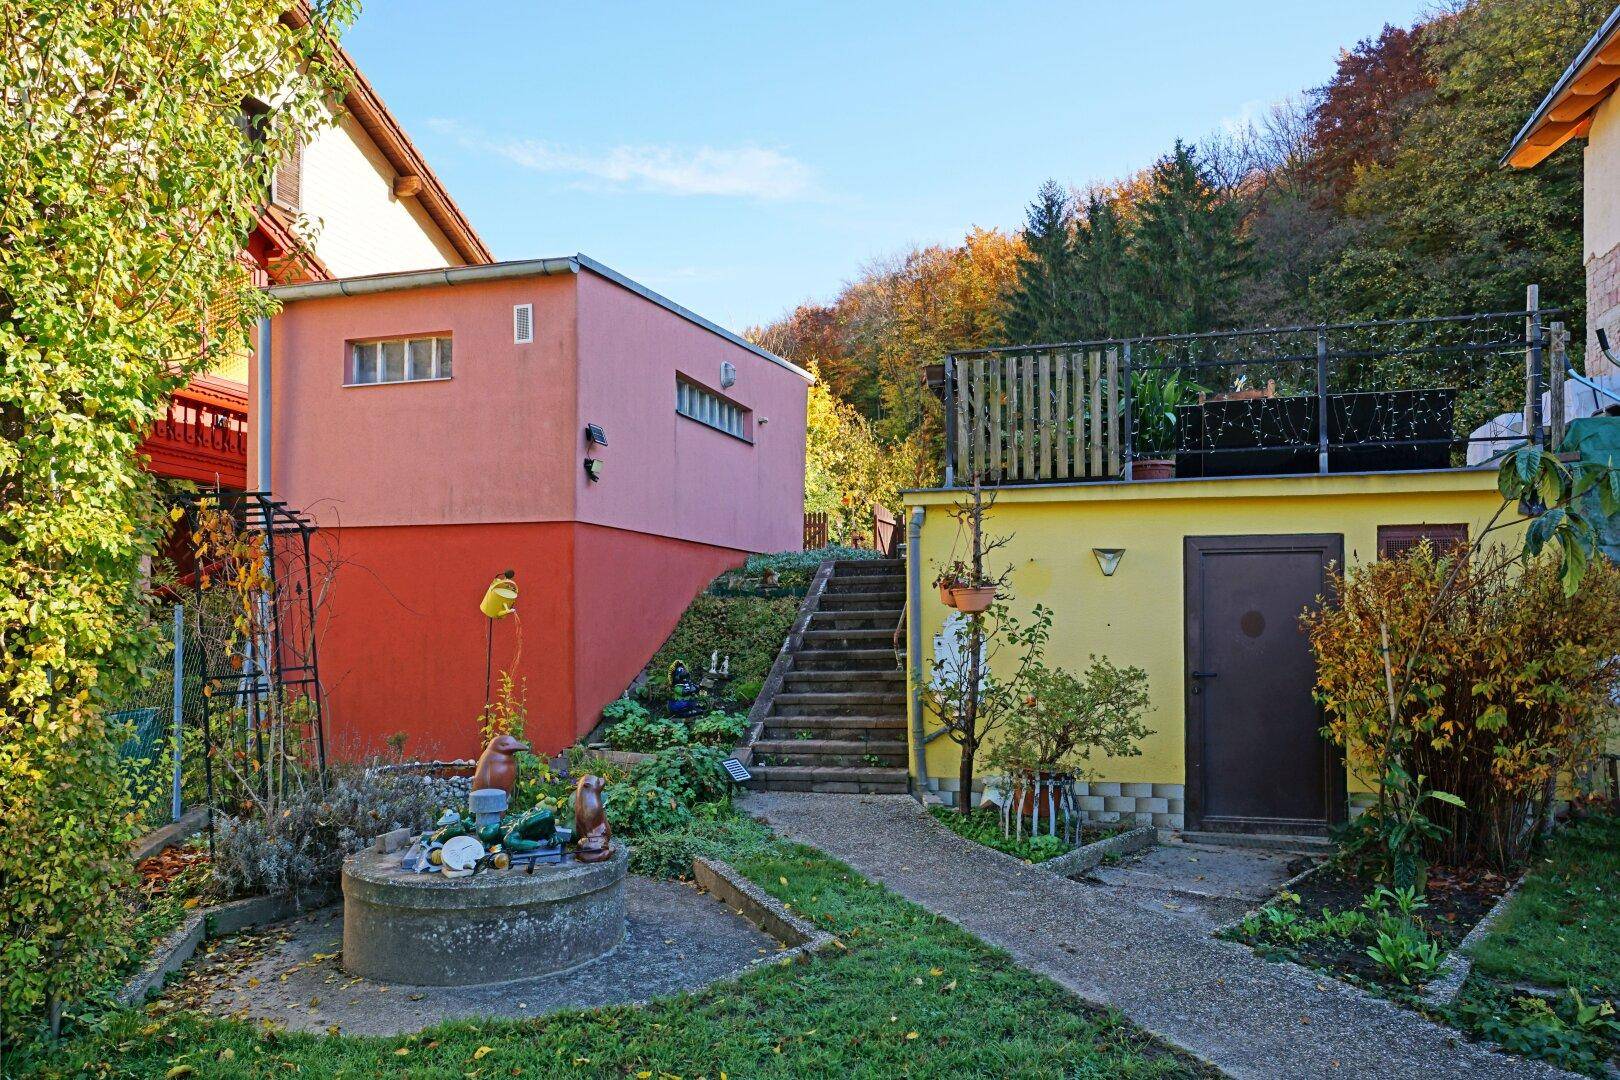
[1304,544,1620,869]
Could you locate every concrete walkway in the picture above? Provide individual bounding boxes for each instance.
[740,791,1564,1079]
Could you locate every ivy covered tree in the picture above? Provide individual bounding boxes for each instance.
[0,0,351,1035]
[999,180,1077,345]
[1123,140,1252,335]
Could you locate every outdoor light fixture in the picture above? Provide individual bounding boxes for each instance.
[720,361,737,388]
[1092,548,1125,576]
[583,457,603,482]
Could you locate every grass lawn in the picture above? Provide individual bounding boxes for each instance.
[1466,813,1620,995]
[16,822,1211,1079]
[1440,814,1620,1077]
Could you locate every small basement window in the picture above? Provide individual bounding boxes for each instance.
[349,335,453,385]
[676,378,748,440]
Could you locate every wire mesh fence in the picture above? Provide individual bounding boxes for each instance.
[107,603,209,829]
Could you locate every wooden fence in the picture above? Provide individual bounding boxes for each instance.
[803,511,829,549]
[947,348,1125,484]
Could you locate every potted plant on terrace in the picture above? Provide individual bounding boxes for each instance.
[1130,368,1199,480]
[950,574,999,614]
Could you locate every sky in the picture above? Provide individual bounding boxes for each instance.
[345,1,1434,331]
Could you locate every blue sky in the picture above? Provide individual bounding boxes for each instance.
[346,1,1431,330]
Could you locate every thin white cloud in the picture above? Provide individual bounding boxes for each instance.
[428,119,815,201]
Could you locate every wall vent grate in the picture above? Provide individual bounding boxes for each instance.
[514,303,533,344]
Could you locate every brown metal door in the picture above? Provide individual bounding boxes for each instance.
[1184,534,1345,834]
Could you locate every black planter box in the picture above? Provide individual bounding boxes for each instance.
[1173,388,1457,478]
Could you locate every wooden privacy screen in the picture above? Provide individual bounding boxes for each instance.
[952,349,1125,483]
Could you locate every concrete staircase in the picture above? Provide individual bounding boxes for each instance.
[749,558,910,794]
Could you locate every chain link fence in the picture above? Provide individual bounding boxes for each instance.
[108,603,210,830]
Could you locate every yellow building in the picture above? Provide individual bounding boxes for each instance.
[903,316,1543,835]
[904,471,1506,834]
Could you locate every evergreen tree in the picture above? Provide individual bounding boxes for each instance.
[1072,193,1132,339]
[1000,180,1077,344]
[1123,141,1253,335]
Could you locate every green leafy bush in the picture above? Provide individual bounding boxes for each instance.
[1447,982,1620,1077]
[602,698,648,724]
[625,812,777,879]
[926,805,1075,863]
[691,710,749,747]
[604,745,735,836]
[603,712,689,753]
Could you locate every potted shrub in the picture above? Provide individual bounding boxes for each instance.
[1130,368,1199,480]
[988,655,1153,823]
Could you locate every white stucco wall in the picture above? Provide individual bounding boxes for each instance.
[299,109,463,277]
[1585,95,1620,264]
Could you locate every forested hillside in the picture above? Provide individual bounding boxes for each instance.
[752,0,1608,533]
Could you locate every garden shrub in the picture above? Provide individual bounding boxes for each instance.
[1306,546,1620,871]
[643,593,798,706]
[603,711,689,752]
[211,766,445,899]
[604,745,735,836]
[985,654,1153,777]
[626,812,777,878]
[690,710,749,747]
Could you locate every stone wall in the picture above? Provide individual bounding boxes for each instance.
[921,777,1186,830]
[1589,241,1620,376]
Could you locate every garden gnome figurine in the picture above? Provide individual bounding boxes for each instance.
[473,734,528,795]
[572,775,612,863]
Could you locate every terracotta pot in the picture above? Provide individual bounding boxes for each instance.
[1133,458,1175,480]
[937,582,959,607]
[950,585,998,613]
[1009,770,1063,815]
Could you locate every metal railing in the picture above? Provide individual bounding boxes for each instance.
[941,291,1567,486]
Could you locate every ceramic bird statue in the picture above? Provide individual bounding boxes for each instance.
[473,734,528,794]
[572,775,612,863]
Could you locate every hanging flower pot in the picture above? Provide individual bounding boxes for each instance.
[937,582,959,607]
[950,585,998,613]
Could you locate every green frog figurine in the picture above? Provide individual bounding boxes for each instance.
[499,805,557,853]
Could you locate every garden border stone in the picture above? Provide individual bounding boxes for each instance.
[690,856,836,963]
[1419,872,1528,1008]
[130,806,210,863]
[113,884,337,1008]
[1040,824,1157,878]
[1210,850,1336,939]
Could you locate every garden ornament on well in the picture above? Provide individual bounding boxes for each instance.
[573,774,613,863]
[473,733,528,794]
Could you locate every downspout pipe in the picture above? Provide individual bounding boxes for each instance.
[256,314,272,492]
[907,506,930,796]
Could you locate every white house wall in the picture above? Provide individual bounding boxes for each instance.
[300,109,463,278]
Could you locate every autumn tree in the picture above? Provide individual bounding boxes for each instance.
[0,0,350,1034]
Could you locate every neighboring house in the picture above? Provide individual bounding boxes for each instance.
[139,31,490,492]
[256,256,811,759]
[897,323,1537,835]
[1506,5,1620,371]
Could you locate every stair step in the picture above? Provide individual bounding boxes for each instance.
[752,739,909,767]
[808,614,902,633]
[764,714,907,731]
[748,764,910,794]
[774,690,904,706]
[785,668,902,684]
[826,574,904,590]
[793,648,899,671]
[818,591,906,609]
[833,559,902,571]
[800,628,894,643]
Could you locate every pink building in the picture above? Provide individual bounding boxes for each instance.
[255,256,810,758]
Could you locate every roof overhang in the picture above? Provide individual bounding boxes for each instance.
[268,255,813,381]
[284,6,492,264]
[1505,5,1620,168]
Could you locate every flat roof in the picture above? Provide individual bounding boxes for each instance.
[268,254,812,381]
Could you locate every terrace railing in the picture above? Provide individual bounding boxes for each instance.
[941,291,1566,486]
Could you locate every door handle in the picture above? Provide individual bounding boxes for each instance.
[1190,670,1217,695]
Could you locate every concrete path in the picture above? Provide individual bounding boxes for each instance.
[740,791,1564,1079]
[1080,840,1310,932]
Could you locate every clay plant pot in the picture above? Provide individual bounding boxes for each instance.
[1133,458,1175,480]
[950,585,998,613]
[937,582,959,607]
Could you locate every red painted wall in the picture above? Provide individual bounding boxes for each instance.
[316,521,744,760]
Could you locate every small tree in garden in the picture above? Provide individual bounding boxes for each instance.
[987,656,1153,781]
[0,2,350,1034]
[923,478,1051,813]
[1305,446,1620,883]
